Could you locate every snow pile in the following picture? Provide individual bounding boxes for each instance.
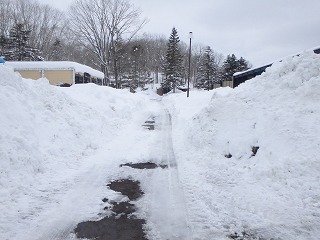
[0,65,150,238]
[0,66,143,189]
[164,52,320,239]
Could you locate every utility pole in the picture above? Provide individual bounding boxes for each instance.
[187,32,193,98]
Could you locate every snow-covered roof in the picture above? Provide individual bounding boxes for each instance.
[234,45,320,77]
[5,61,104,79]
[233,63,272,77]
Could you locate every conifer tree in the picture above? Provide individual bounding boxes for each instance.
[237,57,249,72]
[3,23,43,61]
[221,54,250,82]
[162,27,184,93]
[195,46,219,90]
[221,54,238,81]
[0,35,8,56]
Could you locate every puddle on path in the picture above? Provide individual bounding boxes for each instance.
[120,162,168,169]
[74,179,147,240]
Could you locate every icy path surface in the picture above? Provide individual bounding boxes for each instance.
[144,107,192,240]
[13,98,191,240]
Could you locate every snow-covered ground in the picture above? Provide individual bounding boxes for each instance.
[0,65,155,239]
[1,51,320,240]
[163,51,320,239]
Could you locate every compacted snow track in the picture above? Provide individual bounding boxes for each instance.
[145,107,191,240]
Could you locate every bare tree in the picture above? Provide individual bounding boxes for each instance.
[139,33,167,83]
[0,0,15,37]
[11,0,67,59]
[189,43,225,86]
[68,0,147,86]
[0,0,67,59]
[29,4,66,58]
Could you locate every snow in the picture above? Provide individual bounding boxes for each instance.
[163,51,320,239]
[0,66,151,239]
[1,51,320,240]
[234,45,320,77]
[5,61,104,79]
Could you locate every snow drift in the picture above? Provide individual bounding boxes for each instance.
[0,65,149,189]
[164,51,320,239]
[0,65,150,239]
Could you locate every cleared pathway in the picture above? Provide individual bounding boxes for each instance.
[147,107,191,239]
[19,100,191,240]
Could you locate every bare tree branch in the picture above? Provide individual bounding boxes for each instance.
[68,0,147,87]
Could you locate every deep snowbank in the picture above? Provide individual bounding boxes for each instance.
[0,65,150,238]
[0,66,148,189]
[164,52,320,239]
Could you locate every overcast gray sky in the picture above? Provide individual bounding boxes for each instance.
[41,0,320,67]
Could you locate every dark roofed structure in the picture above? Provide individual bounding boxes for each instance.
[232,46,320,88]
[314,47,320,54]
[232,63,272,88]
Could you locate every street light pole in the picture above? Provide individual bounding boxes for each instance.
[187,32,193,98]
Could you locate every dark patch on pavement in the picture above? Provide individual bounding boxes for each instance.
[145,120,155,124]
[110,201,135,215]
[142,117,155,130]
[142,124,155,130]
[74,179,147,239]
[75,215,147,240]
[120,162,168,169]
[107,179,143,201]
[228,231,264,240]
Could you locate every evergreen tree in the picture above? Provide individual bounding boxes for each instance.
[221,54,250,82]
[195,46,219,90]
[237,56,249,72]
[221,54,238,81]
[3,23,43,61]
[0,35,8,56]
[162,27,184,93]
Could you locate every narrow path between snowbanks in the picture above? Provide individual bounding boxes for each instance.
[19,97,192,240]
[145,108,192,240]
[69,101,192,240]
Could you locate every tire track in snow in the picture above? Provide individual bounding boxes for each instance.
[148,107,192,240]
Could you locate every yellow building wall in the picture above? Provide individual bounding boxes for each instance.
[213,83,221,89]
[222,81,234,88]
[16,69,74,85]
[44,70,73,85]
[17,70,42,80]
